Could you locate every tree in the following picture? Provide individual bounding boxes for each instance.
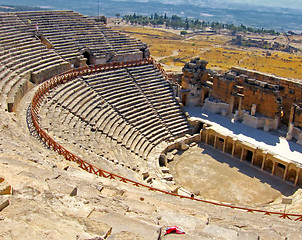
[185,18,189,30]
[180,30,188,36]
[116,13,120,18]
[96,16,107,24]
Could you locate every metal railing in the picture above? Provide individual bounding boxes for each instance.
[30,58,302,222]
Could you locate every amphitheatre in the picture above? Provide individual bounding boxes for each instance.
[0,10,302,239]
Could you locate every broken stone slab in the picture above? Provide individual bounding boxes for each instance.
[179,141,189,151]
[166,152,174,162]
[91,212,161,240]
[0,185,12,195]
[171,149,178,155]
[162,174,173,181]
[0,197,9,212]
[70,187,78,197]
[142,171,149,180]
[160,167,170,174]
[202,225,239,240]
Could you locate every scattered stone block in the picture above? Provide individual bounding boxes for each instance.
[142,171,149,180]
[162,174,173,181]
[0,185,12,195]
[161,167,170,174]
[159,154,167,167]
[166,152,174,162]
[179,141,189,151]
[171,149,178,155]
[0,198,9,212]
[70,187,78,196]
[171,187,179,194]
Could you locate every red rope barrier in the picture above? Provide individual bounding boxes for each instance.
[30,60,302,222]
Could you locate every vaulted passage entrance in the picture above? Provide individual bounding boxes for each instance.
[83,51,92,65]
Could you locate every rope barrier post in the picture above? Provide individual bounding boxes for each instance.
[281,197,292,219]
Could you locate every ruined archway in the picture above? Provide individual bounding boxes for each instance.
[216,137,224,151]
[286,169,297,184]
[245,150,253,163]
[253,154,263,168]
[263,159,273,174]
[83,51,92,65]
[207,134,215,147]
[201,89,210,105]
[225,142,233,155]
[275,162,286,178]
[234,145,242,159]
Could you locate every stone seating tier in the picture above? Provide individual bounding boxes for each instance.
[15,11,147,63]
[39,63,190,170]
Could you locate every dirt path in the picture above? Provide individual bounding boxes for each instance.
[153,49,179,62]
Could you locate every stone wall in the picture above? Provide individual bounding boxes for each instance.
[231,67,302,124]
[181,59,301,131]
[240,83,281,119]
[212,75,235,103]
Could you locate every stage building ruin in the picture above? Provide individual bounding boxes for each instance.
[181,58,302,144]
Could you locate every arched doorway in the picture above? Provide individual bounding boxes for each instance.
[245,150,253,163]
[234,145,242,159]
[286,169,297,184]
[182,92,188,106]
[225,142,233,155]
[83,51,92,65]
[263,159,273,174]
[253,154,263,168]
[275,162,286,178]
[207,134,215,147]
[216,137,224,151]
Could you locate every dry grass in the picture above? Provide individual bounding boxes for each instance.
[114,25,302,79]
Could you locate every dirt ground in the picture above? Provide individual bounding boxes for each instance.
[113,23,302,79]
[168,144,297,206]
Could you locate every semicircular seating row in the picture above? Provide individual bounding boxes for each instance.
[39,63,191,171]
[0,10,148,112]
[15,11,147,63]
[0,12,71,111]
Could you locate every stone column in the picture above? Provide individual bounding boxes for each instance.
[271,161,276,175]
[295,169,301,186]
[228,95,235,115]
[238,97,243,119]
[231,141,236,157]
[201,88,206,105]
[264,118,270,132]
[283,165,289,181]
[251,150,256,166]
[286,123,294,140]
[214,136,217,149]
[205,132,209,145]
[297,133,302,146]
[251,104,256,116]
[286,105,297,140]
[222,138,226,153]
[261,153,267,170]
[240,148,244,161]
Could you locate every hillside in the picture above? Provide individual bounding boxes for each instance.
[112,24,302,80]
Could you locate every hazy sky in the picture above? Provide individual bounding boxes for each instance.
[222,0,302,9]
[157,0,302,10]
